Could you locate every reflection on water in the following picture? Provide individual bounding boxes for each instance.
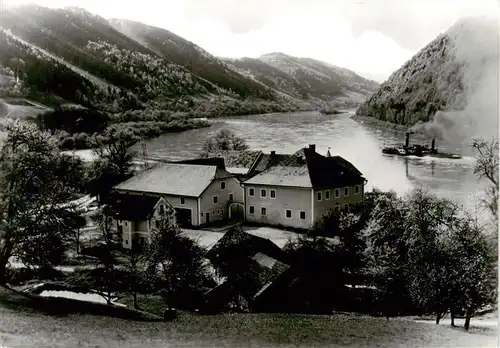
[140,111,484,211]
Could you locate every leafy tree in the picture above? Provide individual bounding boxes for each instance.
[363,187,497,328]
[202,129,249,155]
[403,189,461,324]
[55,153,88,193]
[144,213,214,309]
[91,125,140,178]
[310,210,366,285]
[0,121,85,283]
[87,126,139,199]
[471,137,498,224]
[363,191,409,319]
[441,211,496,330]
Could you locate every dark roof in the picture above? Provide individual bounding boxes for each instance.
[305,151,364,188]
[107,193,161,221]
[248,152,299,176]
[206,227,288,265]
[243,147,365,188]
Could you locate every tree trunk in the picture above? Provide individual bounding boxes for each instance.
[0,255,8,285]
[436,314,441,325]
[133,292,138,309]
[450,311,455,327]
[76,229,80,255]
[464,308,473,331]
[0,243,13,285]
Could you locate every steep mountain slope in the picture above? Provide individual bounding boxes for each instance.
[226,53,379,105]
[356,16,499,134]
[224,57,310,99]
[107,19,274,99]
[0,5,285,113]
[0,4,377,122]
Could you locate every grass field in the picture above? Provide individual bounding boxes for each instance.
[0,286,497,348]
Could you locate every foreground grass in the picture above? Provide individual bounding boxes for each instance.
[0,287,497,348]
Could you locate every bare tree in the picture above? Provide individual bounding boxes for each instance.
[471,138,499,223]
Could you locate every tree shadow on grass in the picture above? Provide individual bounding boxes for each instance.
[0,286,163,322]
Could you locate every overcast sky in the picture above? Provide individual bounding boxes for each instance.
[4,0,499,82]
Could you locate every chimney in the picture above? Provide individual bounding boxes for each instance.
[431,139,436,152]
[405,133,410,148]
[308,144,316,153]
[270,150,276,156]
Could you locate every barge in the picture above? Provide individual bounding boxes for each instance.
[382,132,462,159]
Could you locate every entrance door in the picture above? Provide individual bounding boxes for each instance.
[174,208,192,227]
[206,212,210,223]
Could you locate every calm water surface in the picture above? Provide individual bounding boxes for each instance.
[139,111,485,212]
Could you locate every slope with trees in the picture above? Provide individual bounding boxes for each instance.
[356,17,498,127]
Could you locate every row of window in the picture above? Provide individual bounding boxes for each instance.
[247,186,361,200]
[248,206,308,220]
[317,185,360,201]
[248,204,352,218]
[248,188,276,198]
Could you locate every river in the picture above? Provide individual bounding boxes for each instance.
[137,111,485,213]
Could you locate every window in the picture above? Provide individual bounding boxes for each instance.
[249,188,255,196]
[300,211,306,220]
[334,205,340,213]
[125,240,128,245]
[124,221,128,227]
[317,191,322,201]
[180,197,185,205]
[270,190,276,198]
[344,187,349,196]
[249,206,255,215]
[335,188,340,198]
[261,189,267,198]
[285,209,292,219]
[221,181,226,190]
[159,204,164,214]
[325,190,330,200]
[355,185,360,194]
[201,212,204,217]
[344,203,350,213]
[213,195,218,204]
[212,210,215,215]
[261,207,267,216]
[229,193,234,201]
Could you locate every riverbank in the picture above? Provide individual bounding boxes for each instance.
[350,114,411,133]
[57,118,213,151]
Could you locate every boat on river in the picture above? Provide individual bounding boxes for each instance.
[382,133,462,159]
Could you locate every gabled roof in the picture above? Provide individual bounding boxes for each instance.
[107,193,162,221]
[206,227,288,265]
[243,147,365,188]
[205,150,262,171]
[247,152,299,177]
[113,162,218,197]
